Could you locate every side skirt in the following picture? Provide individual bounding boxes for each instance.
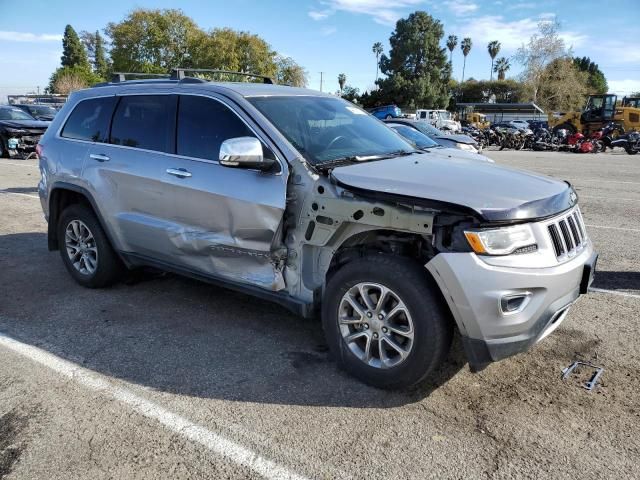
[121,252,316,319]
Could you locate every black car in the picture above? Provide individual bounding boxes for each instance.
[384,118,480,153]
[0,106,51,158]
[14,104,58,121]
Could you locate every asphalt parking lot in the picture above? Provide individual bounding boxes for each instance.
[0,149,638,479]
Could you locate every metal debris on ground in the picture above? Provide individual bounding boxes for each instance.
[561,361,605,391]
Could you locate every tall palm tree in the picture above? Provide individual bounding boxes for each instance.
[494,57,510,81]
[372,42,383,82]
[487,40,501,81]
[338,73,346,95]
[446,35,458,65]
[460,37,472,83]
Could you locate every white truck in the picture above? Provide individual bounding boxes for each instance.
[416,109,461,132]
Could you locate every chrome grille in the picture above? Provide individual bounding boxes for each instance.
[547,209,587,260]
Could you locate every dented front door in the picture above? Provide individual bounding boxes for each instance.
[163,94,288,291]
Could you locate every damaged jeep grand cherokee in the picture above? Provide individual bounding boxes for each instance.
[38,70,597,389]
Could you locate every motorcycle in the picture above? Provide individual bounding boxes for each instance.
[591,122,625,153]
[611,130,640,155]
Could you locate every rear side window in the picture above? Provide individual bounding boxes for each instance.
[110,95,175,153]
[61,97,116,142]
[177,95,254,160]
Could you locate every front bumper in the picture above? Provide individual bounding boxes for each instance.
[426,244,597,368]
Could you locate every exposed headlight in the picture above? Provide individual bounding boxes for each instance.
[464,224,537,255]
[5,128,28,134]
[456,143,477,153]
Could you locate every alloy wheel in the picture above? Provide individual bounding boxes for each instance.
[338,282,415,369]
[64,219,98,275]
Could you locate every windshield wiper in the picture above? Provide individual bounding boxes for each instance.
[315,150,420,170]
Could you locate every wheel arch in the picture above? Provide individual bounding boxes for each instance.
[47,183,126,264]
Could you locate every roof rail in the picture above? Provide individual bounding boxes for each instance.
[110,72,171,83]
[171,68,275,84]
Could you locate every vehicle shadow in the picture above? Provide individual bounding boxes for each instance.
[0,232,465,408]
[592,270,640,292]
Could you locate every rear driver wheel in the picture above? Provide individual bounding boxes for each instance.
[57,204,124,288]
[322,255,453,389]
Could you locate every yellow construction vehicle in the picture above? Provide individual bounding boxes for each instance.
[465,112,491,129]
[548,94,640,134]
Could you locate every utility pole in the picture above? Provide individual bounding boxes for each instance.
[319,72,324,92]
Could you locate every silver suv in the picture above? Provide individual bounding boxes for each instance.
[38,70,597,389]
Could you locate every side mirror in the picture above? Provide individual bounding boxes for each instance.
[219,137,276,172]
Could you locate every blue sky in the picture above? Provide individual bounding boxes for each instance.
[1,0,639,102]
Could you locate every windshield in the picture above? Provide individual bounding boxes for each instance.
[28,105,56,116]
[389,124,439,149]
[412,121,442,136]
[248,96,415,165]
[0,107,35,121]
[439,111,452,121]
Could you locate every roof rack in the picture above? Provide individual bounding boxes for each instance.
[170,68,275,84]
[110,72,172,83]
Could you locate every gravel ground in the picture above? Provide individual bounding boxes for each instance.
[0,149,638,479]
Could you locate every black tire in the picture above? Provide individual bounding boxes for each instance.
[322,254,453,389]
[626,147,638,155]
[57,204,124,288]
[0,136,8,158]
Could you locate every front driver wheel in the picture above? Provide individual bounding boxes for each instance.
[322,255,453,389]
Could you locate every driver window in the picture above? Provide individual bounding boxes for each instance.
[177,95,256,160]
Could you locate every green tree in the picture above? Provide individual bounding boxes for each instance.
[106,9,200,73]
[457,79,525,103]
[372,42,383,82]
[61,25,89,68]
[274,55,307,86]
[48,65,103,94]
[460,37,472,82]
[487,40,500,81]
[94,31,109,78]
[536,58,588,112]
[189,28,278,78]
[338,73,346,95]
[446,35,458,64]
[81,30,109,78]
[376,11,451,109]
[573,56,607,94]
[515,19,567,103]
[341,85,360,103]
[494,57,510,80]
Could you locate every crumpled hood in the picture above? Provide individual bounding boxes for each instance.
[0,119,50,130]
[331,152,575,222]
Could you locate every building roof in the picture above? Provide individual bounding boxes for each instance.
[457,102,545,114]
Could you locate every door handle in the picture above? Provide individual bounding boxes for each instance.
[166,168,192,178]
[89,153,110,162]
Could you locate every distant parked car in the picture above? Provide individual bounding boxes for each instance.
[388,123,494,162]
[369,104,402,119]
[385,119,480,153]
[527,120,549,131]
[14,104,58,121]
[0,105,50,158]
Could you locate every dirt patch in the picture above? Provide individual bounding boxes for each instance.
[0,409,29,479]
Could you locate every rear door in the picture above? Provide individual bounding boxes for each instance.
[160,93,288,290]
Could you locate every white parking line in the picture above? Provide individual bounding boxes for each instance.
[580,195,640,202]
[589,288,640,300]
[585,224,640,233]
[0,162,39,168]
[0,191,39,199]
[0,332,310,480]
